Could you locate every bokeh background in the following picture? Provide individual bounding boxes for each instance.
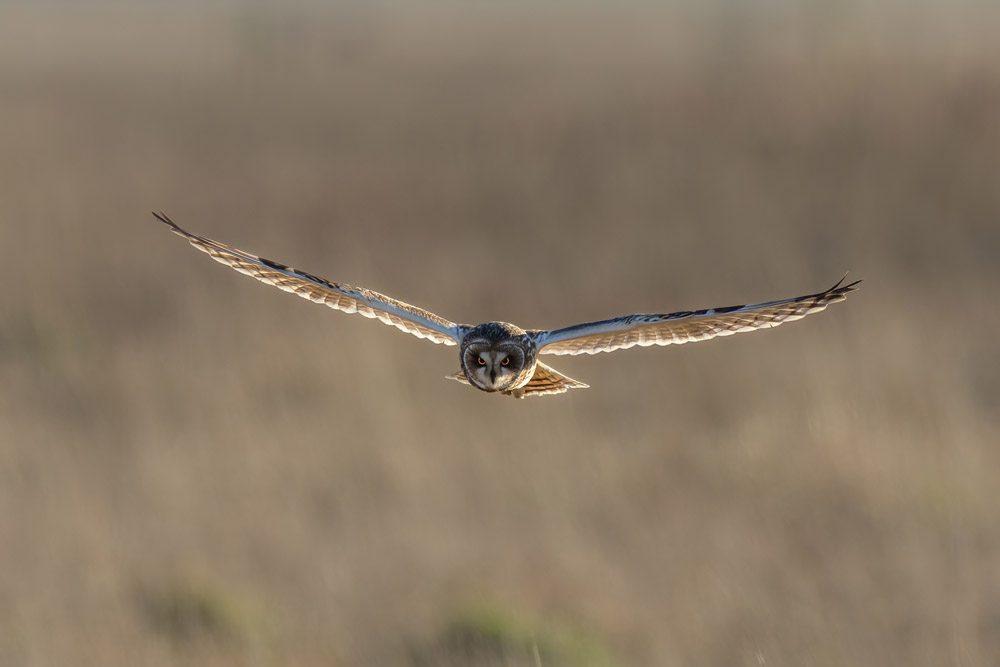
[2,1,998,665]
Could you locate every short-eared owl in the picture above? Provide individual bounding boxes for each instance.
[154,213,859,398]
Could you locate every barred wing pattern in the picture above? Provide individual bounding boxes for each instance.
[518,362,589,396]
[532,277,860,356]
[154,213,463,345]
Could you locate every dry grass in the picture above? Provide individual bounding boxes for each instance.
[2,2,999,665]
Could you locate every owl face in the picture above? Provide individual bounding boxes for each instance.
[462,343,532,393]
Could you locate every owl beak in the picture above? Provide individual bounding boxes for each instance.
[489,368,497,383]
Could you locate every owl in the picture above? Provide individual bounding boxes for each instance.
[154,213,860,398]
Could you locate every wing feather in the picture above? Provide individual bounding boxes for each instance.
[532,277,860,355]
[154,212,463,345]
[517,362,589,397]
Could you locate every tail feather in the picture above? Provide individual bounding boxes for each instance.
[446,363,587,398]
[514,361,589,397]
[445,370,470,385]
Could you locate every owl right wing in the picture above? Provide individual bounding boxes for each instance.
[531,277,860,356]
[154,212,465,346]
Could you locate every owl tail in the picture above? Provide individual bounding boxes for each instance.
[445,363,588,398]
[445,370,471,385]
[514,362,589,397]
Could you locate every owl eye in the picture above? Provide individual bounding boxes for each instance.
[477,356,486,366]
[501,356,510,366]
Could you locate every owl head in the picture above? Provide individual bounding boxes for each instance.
[460,322,535,393]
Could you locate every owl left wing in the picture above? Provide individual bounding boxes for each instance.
[154,212,464,345]
[531,277,860,356]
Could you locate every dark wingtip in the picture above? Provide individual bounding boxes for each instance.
[827,272,861,292]
[152,211,191,238]
[152,210,176,227]
[828,273,862,297]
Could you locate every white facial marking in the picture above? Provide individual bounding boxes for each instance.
[474,350,505,389]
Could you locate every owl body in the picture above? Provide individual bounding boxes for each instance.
[459,322,537,397]
[155,213,860,398]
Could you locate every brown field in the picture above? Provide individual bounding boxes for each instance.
[2,2,999,666]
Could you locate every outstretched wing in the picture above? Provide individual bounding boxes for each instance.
[531,277,860,356]
[154,212,464,345]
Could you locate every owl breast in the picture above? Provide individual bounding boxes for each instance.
[459,322,537,394]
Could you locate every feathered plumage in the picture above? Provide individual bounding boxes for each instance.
[155,212,859,398]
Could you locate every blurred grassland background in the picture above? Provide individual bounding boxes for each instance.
[1,1,999,665]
